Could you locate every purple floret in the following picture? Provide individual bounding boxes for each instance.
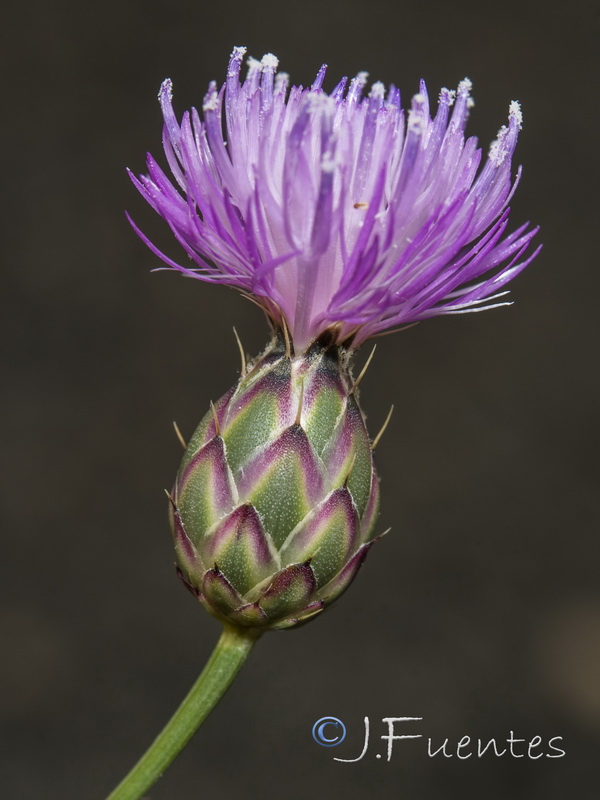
[129,47,540,351]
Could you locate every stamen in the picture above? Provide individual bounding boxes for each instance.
[229,45,247,61]
[158,78,173,103]
[439,87,456,106]
[458,77,473,95]
[347,71,369,104]
[261,53,279,71]
[202,81,219,112]
[246,56,262,73]
[369,81,385,101]
[311,64,328,91]
[274,72,289,95]
[509,99,523,129]
[489,125,509,165]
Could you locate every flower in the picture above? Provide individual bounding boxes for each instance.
[129,46,540,353]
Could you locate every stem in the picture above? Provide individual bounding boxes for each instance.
[105,623,261,800]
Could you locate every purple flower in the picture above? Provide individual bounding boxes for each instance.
[129,46,540,352]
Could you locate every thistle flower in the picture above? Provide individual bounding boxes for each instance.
[107,49,541,800]
[128,48,539,631]
[129,46,539,354]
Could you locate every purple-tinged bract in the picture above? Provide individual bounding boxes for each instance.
[130,47,540,352]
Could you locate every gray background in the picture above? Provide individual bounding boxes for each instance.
[2,0,599,797]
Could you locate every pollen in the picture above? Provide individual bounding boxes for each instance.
[458,77,473,95]
[202,82,219,112]
[246,56,262,73]
[439,88,456,106]
[261,53,279,71]
[370,81,385,100]
[509,100,523,129]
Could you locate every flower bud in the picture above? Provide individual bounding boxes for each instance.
[169,332,380,630]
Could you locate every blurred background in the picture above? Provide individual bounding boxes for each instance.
[1,0,599,797]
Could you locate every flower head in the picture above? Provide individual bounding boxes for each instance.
[129,47,540,352]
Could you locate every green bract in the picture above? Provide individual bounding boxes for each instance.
[170,333,380,630]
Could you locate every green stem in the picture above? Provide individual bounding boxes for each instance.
[105,623,261,800]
